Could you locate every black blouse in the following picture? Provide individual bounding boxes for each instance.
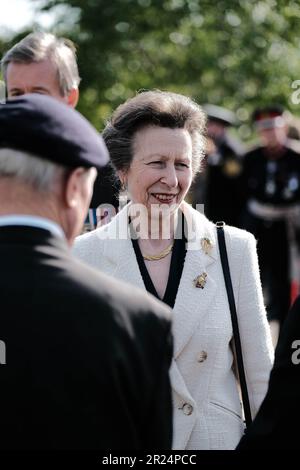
[131,218,187,308]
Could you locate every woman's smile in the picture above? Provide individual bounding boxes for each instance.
[150,192,179,204]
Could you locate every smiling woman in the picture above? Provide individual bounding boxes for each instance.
[125,125,193,213]
[73,89,274,450]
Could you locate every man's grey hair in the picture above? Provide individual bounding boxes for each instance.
[1,31,81,95]
[0,148,67,191]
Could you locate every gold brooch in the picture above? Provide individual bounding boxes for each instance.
[193,272,207,289]
[201,237,213,255]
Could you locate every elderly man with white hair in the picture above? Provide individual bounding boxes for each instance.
[0,94,173,450]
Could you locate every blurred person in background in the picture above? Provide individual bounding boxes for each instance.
[74,90,273,450]
[240,106,300,346]
[190,104,244,227]
[2,31,80,106]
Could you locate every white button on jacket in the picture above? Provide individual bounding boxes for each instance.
[182,403,193,416]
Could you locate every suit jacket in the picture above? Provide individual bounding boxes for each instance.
[74,202,274,450]
[0,225,173,450]
[237,295,300,449]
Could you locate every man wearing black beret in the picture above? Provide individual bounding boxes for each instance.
[0,94,173,450]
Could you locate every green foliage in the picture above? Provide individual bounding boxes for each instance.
[2,0,300,135]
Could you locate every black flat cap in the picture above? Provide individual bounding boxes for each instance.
[0,94,109,170]
[203,104,237,126]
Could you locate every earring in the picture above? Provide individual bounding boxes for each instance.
[119,180,129,209]
[120,181,126,191]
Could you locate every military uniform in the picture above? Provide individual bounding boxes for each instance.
[203,134,244,226]
[240,142,300,324]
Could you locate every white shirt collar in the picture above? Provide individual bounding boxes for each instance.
[0,215,65,239]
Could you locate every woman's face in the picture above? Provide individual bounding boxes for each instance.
[122,125,193,213]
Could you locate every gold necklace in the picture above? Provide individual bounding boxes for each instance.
[142,242,174,261]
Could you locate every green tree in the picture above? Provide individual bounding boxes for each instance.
[3,0,300,134]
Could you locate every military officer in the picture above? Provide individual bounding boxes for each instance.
[240,106,300,344]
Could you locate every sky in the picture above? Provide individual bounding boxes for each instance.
[0,0,54,36]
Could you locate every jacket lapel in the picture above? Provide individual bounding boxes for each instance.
[172,202,218,359]
[101,202,219,361]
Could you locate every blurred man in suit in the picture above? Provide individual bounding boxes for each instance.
[0,94,173,450]
[237,294,300,449]
[1,31,119,228]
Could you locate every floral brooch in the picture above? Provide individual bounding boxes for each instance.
[200,237,213,255]
[193,272,207,289]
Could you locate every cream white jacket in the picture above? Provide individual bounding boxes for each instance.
[74,202,274,450]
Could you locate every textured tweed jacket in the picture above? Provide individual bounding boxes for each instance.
[74,202,274,450]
